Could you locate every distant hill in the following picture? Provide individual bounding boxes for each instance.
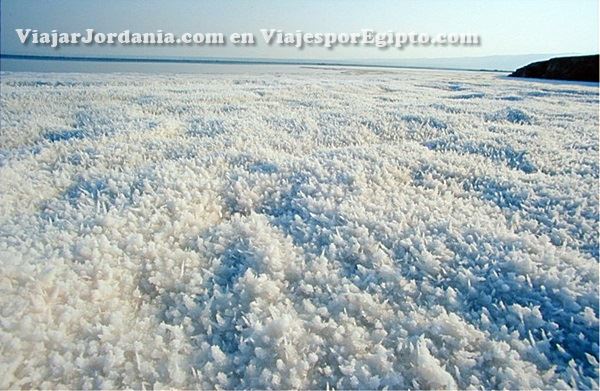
[509,55,599,82]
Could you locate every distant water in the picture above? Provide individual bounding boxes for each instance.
[0,57,322,74]
[0,54,509,75]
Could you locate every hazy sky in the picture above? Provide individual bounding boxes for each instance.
[1,0,598,60]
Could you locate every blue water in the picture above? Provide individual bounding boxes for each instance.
[0,54,506,74]
[0,58,312,74]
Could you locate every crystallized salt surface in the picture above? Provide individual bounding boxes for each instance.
[0,68,598,389]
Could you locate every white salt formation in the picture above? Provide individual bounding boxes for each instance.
[0,68,598,389]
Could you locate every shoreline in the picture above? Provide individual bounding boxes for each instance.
[0,53,510,74]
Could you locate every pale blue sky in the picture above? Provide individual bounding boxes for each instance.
[1,0,598,60]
